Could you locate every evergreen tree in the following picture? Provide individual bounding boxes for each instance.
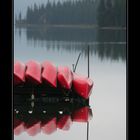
[113,0,126,27]
[96,0,106,26]
[120,0,126,27]
[20,0,97,25]
[105,0,115,26]
[96,0,126,27]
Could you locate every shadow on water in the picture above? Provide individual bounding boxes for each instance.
[16,26,126,61]
[26,26,97,42]
[96,28,126,42]
[14,93,92,136]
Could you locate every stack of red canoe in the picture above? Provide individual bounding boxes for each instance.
[14,60,93,99]
[14,106,92,136]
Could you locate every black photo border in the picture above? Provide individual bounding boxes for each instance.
[0,0,135,140]
[0,0,12,139]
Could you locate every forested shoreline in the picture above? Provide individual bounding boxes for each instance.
[16,0,126,27]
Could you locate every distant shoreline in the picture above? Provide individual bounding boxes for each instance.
[15,24,126,30]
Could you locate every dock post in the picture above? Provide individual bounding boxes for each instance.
[87,45,90,140]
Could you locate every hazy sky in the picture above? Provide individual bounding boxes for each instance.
[14,0,70,18]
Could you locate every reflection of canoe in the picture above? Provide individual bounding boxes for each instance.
[73,73,93,99]
[14,61,26,85]
[42,61,57,88]
[57,66,73,89]
[25,60,42,84]
[41,117,57,134]
[14,118,25,135]
[25,119,41,136]
[72,106,91,122]
[14,102,92,135]
[57,115,72,130]
[14,60,93,99]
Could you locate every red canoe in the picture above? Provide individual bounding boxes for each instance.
[57,66,73,89]
[25,120,41,136]
[57,115,72,130]
[72,73,93,99]
[25,60,42,84]
[72,106,92,122]
[14,61,26,85]
[41,117,57,135]
[42,61,57,88]
[14,118,25,135]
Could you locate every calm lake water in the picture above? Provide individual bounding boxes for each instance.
[14,26,126,140]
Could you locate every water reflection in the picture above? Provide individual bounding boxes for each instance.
[24,26,126,42]
[27,41,126,61]
[96,28,126,42]
[14,26,126,140]
[15,27,126,61]
[14,95,92,136]
[26,26,97,42]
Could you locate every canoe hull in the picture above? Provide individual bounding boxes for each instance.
[14,61,26,85]
[73,73,93,99]
[57,66,73,89]
[25,60,42,85]
[42,61,57,88]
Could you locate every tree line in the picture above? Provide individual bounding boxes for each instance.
[16,0,126,27]
[97,0,126,27]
